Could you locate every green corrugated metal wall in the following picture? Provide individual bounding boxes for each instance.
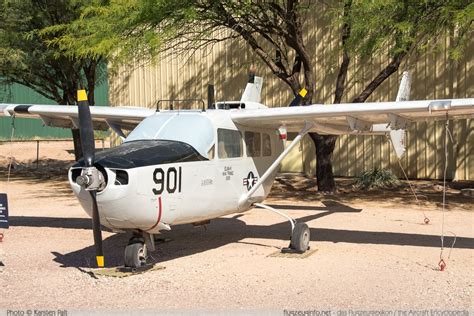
[0,79,108,140]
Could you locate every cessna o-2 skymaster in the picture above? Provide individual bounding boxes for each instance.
[1,73,473,269]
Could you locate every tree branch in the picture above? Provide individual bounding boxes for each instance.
[334,0,352,104]
[214,3,300,92]
[351,51,407,103]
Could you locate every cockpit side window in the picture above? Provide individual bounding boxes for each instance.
[217,129,242,159]
[245,131,261,157]
[262,133,272,156]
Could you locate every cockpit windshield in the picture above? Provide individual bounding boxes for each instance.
[125,113,215,159]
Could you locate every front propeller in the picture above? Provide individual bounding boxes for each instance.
[77,89,104,268]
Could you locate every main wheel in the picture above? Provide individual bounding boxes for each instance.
[290,222,310,253]
[124,242,147,268]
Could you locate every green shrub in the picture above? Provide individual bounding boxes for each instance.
[354,168,400,190]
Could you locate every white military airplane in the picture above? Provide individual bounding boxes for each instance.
[1,74,473,269]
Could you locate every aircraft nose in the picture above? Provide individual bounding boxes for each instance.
[69,166,133,225]
[69,165,171,233]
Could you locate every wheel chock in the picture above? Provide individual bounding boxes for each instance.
[281,245,311,254]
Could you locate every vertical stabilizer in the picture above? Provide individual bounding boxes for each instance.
[390,71,411,159]
[240,75,263,103]
[396,71,411,102]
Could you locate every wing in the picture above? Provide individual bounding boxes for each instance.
[0,103,155,136]
[231,98,474,134]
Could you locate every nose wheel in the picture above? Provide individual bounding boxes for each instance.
[124,238,147,268]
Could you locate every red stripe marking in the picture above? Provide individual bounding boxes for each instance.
[145,196,162,232]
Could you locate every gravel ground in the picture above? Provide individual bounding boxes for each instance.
[0,141,473,312]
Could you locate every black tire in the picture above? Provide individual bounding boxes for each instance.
[290,222,310,253]
[124,242,147,268]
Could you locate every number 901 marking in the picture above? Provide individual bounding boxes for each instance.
[152,167,182,195]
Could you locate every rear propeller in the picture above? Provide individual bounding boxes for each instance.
[76,89,104,268]
[289,88,308,107]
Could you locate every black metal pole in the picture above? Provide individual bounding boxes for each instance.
[36,140,39,169]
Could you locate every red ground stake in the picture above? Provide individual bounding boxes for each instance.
[438,259,446,271]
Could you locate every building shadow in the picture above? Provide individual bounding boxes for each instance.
[9,216,114,232]
[10,216,91,230]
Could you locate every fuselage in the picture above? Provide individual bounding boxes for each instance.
[69,106,284,234]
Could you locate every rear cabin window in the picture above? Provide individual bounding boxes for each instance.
[218,129,243,158]
[262,133,272,156]
[245,131,261,157]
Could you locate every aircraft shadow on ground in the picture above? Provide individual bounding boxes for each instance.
[266,200,363,212]
[6,201,461,268]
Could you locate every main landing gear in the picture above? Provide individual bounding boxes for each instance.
[254,203,310,253]
[124,232,155,269]
[288,222,310,253]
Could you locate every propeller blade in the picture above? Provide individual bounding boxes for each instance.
[77,90,95,167]
[77,90,104,268]
[90,191,104,267]
[288,88,308,107]
[207,84,215,109]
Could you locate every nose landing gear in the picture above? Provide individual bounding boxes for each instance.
[124,239,147,268]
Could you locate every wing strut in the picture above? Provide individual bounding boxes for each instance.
[106,119,127,140]
[239,121,315,210]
